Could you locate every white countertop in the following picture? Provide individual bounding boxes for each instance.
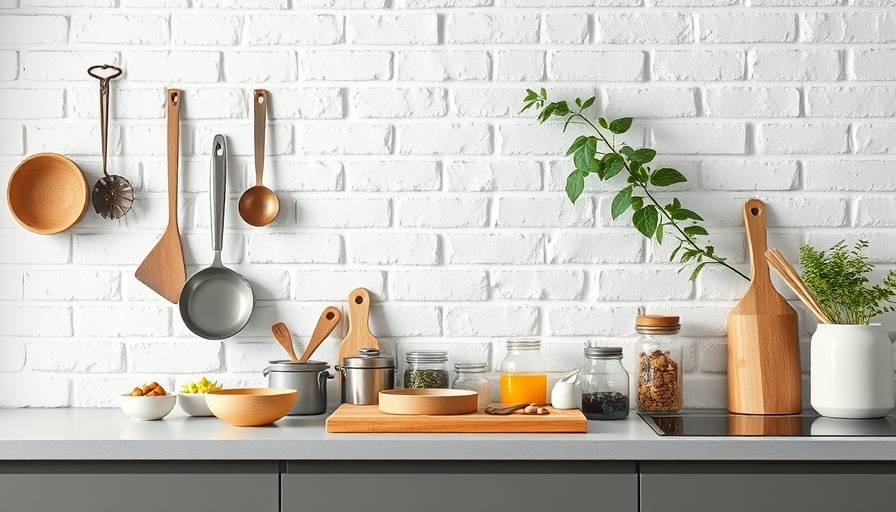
[2,408,896,462]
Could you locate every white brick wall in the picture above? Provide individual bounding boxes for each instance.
[2,2,895,410]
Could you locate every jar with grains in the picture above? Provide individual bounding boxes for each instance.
[500,339,548,405]
[452,363,491,406]
[404,351,449,389]
[635,315,683,413]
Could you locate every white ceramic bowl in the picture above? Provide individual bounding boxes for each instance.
[178,393,213,417]
[119,394,177,421]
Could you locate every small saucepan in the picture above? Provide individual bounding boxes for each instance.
[179,135,255,340]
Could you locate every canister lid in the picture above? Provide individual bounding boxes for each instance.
[585,347,623,359]
[265,360,330,373]
[406,350,448,364]
[341,348,395,369]
[636,315,681,334]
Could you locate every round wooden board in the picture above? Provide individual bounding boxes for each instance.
[378,389,478,415]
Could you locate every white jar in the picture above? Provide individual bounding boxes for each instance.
[452,363,491,406]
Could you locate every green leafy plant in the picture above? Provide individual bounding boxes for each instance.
[522,89,748,281]
[799,240,896,325]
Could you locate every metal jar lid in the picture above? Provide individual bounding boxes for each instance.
[585,347,623,359]
[406,350,448,364]
[341,348,395,369]
[265,360,330,373]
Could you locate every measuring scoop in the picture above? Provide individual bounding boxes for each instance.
[88,64,133,219]
[238,89,279,226]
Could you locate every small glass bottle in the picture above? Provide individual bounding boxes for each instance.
[635,315,683,413]
[452,363,490,406]
[499,339,548,404]
[404,351,449,389]
[580,346,630,420]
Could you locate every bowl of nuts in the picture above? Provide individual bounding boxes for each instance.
[119,382,176,421]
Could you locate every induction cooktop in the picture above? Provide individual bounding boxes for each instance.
[639,410,896,437]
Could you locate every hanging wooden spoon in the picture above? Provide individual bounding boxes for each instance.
[298,306,342,363]
[238,89,279,227]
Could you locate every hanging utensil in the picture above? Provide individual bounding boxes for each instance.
[87,64,132,219]
[238,89,279,227]
[298,306,342,363]
[135,89,186,303]
[271,322,300,363]
[179,135,255,340]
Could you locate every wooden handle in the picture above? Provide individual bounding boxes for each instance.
[347,288,372,338]
[743,198,770,285]
[253,89,267,187]
[271,322,299,363]
[299,307,342,363]
[166,89,181,225]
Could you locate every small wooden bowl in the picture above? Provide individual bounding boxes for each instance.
[379,389,478,415]
[206,388,297,427]
[7,153,89,235]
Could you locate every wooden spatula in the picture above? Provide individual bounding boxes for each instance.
[135,89,186,303]
[727,199,801,415]
[337,288,379,365]
[298,306,342,363]
[271,322,299,363]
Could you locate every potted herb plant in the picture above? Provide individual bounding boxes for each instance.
[801,240,896,419]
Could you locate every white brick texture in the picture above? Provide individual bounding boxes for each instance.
[3,3,896,411]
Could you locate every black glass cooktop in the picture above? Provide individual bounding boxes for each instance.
[639,410,896,437]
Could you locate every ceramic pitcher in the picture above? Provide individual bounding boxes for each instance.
[811,324,896,419]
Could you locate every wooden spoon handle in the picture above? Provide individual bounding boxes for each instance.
[253,89,267,187]
[347,287,372,339]
[299,307,342,363]
[743,198,770,285]
[166,89,181,224]
[271,322,299,363]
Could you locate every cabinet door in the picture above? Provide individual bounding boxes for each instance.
[0,461,279,512]
[640,462,896,512]
[282,461,637,512]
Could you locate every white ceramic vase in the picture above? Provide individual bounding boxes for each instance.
[811,324,896,419]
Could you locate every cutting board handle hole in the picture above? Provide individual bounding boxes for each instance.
[750,207,760,216]
[326,311,335,320]
[170,91,179,104]
[354,295,364,304]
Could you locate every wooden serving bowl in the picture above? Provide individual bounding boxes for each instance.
[206,388,297,427]
[7,153,89,234]
[379,389,478,415]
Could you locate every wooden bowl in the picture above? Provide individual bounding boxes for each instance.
[7,153,89,234]
[379,389,478,415]
[205,388,297,427]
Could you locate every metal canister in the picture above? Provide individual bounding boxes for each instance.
[263,360,332,415]
[335,348,395,405]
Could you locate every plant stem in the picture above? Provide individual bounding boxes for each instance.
[572,112,750,281]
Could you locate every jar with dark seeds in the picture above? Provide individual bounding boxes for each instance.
[404,350,449,389]
[404,369,450,389]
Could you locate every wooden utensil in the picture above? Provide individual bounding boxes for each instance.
[271,322,299,363]
[727,199,802,415]
[135,90,186,304]
[765,249,832,325]
[326,404,586,433]
[378,389,478,415]
[337,288,379,365]
[298,306,342,363]
[238,89,279,227]
[7,153,89,234]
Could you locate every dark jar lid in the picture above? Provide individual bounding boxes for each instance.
[341,348,395,369]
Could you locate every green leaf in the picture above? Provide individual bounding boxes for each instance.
[566,170,585,203]
[650,168,687,187]
[582,97,595,110]
[670,243,684,262]
[609,117,633,134]
[677,209,704,221]
[632,205,659,238]
[519,102,536,114]
[573,137,597,171]
[541,88,546,98]
[619,146,635,159]
[566,136,588,156]
[602,154,625,180]
[598,117,608,129]
[611,186,634,220]
[689,262,707,281]
[683,225,709,236]
[656,223,664,244]
[629,148,657,164]
[575,98,582,107]
[631,196,644,211]
[524,89,537,101]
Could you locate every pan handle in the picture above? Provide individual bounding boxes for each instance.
[210,135,227,257]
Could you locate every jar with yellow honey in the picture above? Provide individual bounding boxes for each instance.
[499,339,548,405]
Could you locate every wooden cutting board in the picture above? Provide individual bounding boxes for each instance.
[727,199,801,415]
[326,404,587,433]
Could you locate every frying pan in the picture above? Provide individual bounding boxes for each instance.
[179,135,255,340]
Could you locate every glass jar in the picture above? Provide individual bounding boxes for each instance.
[404,351,449,389]
[635,315,683,413]
[452,363,490,406]
[580,347,630,420]
[499,339,548,404]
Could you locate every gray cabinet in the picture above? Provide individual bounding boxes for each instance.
[0,462,279,512]
[282,461,638,512]
[640,462,896,512]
